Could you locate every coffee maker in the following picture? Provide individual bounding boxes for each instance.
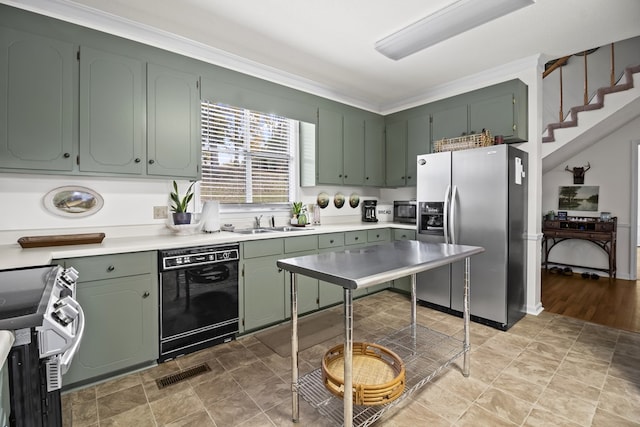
[362,200,378,222]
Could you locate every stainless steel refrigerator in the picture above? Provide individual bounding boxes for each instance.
[416,144,527,330]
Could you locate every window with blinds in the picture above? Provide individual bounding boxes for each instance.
[200,101,296,204]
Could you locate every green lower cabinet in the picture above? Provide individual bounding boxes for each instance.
[56,252,158,387]
[242,254,286,331]
[392,229,416,293]
[285,249,319,318]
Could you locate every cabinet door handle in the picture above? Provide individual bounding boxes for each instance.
[407,176,412,180]
[344,175,348,179]
[63,152,71,158]
[376,234,380,238]
[277,268,282,273]
[355,236,359,241]
[134,158,141,163]
[107,265,115,272]
[148,159,155,164]
[142,291,150,298]
[329,239,334,244]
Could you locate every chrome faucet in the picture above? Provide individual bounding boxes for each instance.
[254,215,263,228]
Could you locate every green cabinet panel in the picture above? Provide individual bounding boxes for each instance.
[317,108,367,186]
[243,238,283,258]
[469,93,515,139]
[79,46,145,174]
[243,254,286,331]
[55,252,157,387]
[284,235,318,253]
[392,229,416,293]
[342,115,365,185]
[318,233,345,249]
[385,121,407,187]
[393,229,416,241]
[285,249,319,317]
[406,115,429,186]
[364,118,385,186]
[345,230,367,246]
[0,27,75,171]
[147,63,201,179]
[367,228,391,243]
[317,108,343,185]
[431,105,468,145]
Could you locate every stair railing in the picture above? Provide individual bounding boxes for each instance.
[542,43,616,126]
[543,44,616,123]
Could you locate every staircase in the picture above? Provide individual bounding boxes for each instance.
[542,64,640,143]
[540,37,640,172]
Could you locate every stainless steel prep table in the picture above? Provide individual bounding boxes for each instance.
[276,240,485,427]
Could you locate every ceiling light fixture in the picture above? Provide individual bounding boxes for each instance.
[374,0,535,60]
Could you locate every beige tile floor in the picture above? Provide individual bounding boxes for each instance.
[61,290,640,426]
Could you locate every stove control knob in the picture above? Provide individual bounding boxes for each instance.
[52,298,79,326]
[61,267,79,284]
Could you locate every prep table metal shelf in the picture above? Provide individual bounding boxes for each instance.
[298,325,465,427]
[277,240,485,427]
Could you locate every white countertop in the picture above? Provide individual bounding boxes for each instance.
[0,222,416,270]
[0,330,15,367]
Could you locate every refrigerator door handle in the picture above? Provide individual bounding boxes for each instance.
[443,185,451,244]
[450,185,458,244]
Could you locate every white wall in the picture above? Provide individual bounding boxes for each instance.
[542,116,640,279]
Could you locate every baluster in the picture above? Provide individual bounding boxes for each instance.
[583,51,589,105]
[610,43,616,87]
[559,65,564,122]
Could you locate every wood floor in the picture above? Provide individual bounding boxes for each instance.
[541,267,640,333]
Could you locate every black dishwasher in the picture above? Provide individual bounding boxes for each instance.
[158,244,239,362]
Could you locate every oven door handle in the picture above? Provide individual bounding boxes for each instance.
[60,297,85,375]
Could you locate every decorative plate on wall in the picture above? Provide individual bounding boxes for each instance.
[317,192,330,209]
[334,192,345,209]
[43,186,104,218]
[349,193,360,208]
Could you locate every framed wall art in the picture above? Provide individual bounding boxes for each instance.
[558,185,599,212]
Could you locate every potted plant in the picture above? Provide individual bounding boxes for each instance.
[291,201,307,225]
[170,180,195,225]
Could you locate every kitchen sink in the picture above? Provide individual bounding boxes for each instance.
[233,228,277,234]
[233,226,312,234]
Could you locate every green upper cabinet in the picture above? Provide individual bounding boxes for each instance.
[364,117,385,186]
[0,27,75,171]
[431,105,468,145]
[317,108,366,186]
[147,63,201,179]
[317,108,343,185]
[469,93,517,140]
[430,79,528,147]
[342,114,365,185]
[384,115,428,187]
[79,46,145,174]
[406,115,429,186]
[385,120,407,187]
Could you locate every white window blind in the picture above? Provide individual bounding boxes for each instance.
[201,101,295,204]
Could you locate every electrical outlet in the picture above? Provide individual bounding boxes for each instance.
[153,206,168,219]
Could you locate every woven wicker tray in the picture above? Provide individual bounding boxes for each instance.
[321,342,405,406]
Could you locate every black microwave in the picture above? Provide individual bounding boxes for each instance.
[393,201,417,224]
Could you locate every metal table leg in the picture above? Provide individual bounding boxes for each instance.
[290,272,299,422]
[343,288,354,427]
[410,273,417,350]
[463,257,470,377]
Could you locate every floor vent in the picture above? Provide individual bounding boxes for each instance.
[155,363,211,389]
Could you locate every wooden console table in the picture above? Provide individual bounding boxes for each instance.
[542,216,617,278]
